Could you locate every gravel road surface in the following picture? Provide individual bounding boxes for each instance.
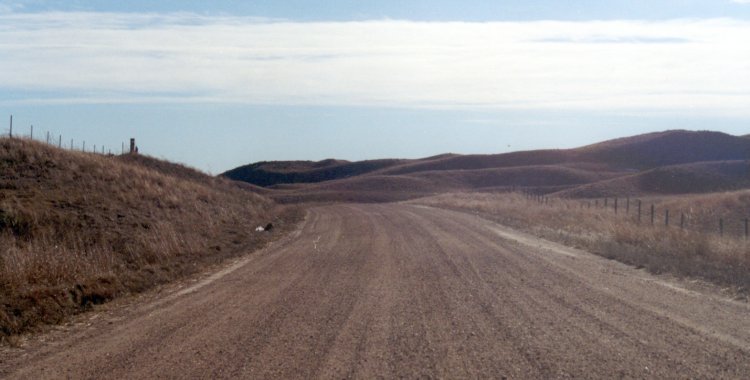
[3,204,750,379]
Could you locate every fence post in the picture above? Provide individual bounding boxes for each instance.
[680,213,685,230]
[58,135,62,148]
[30,125,33,140]
[83,141,85,152]
[70,139,73,150]
[8,115,12,138]
[626,197,630,214]
[637,200,641,222]
[665,209,669,227]
[46,131,50,144]
[650,204,655,225]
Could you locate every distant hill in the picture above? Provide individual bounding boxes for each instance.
[223,130,750,203]
[576,130,750,169]
[222,158,407,187]
[225,130,750,189]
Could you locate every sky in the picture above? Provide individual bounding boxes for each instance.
[1,1,750,173]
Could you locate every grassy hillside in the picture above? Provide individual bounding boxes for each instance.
[222,158,406,187]
[409,165,621,190]
[270,175,440,203]
[556,161,750,198]
[376,150,572,176]
[267,164,625,204]
[0,138,294,339]
[577,130,750,169]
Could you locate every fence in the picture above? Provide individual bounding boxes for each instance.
[3,114,132,155]
[521,191,750,241]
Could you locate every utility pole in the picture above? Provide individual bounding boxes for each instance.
[9,115,12,138]
[30,125,33,140]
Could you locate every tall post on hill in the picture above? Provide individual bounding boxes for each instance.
[58,135,62,148]
[30,125,33,140]
[8,115,12,138]
[129,138,137,154]
[46,131,50,144]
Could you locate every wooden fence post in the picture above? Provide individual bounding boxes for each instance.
[58,135,62,148]
[650,204,655,225]
[8,115,12,138]
[30,125,33,140]
[680,213,685,229]
[626,197,630,214]
[638,200,642,222]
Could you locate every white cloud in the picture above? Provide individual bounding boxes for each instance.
[732,0,750,4]
[1,12,750,114]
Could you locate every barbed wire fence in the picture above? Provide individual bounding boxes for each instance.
[3,114,131,155]
[521,190,749,241]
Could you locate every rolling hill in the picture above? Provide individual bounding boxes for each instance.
[555,160,750,198]
[225,130,750,202]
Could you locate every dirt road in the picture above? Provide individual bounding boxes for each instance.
[4,204,750,379]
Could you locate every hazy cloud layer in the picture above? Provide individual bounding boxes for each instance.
[1,12,749,113]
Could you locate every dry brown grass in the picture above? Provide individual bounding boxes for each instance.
[412,191,750,291]
[0,138,300,339]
